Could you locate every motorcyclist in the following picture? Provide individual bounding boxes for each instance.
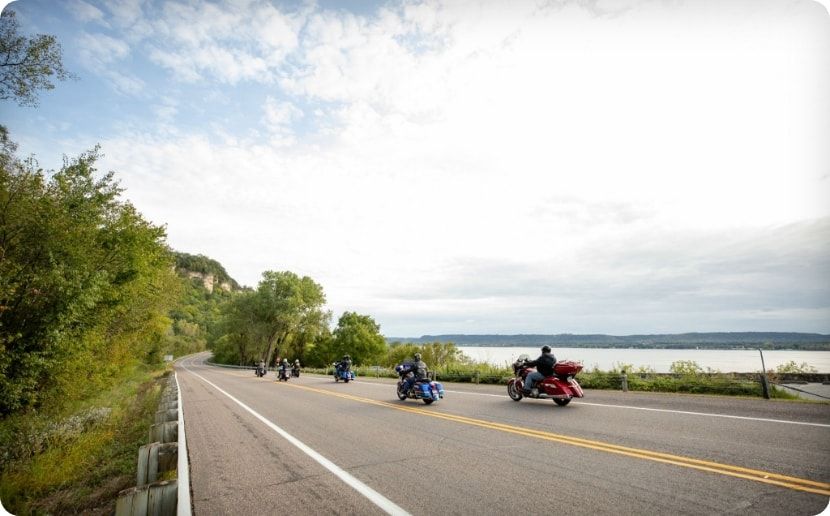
[257,359,266,376]
[523,345,556,396]
[278,358,289,380]
[336,354,352,374]
[292,359,301,377]
[403,352,428,394]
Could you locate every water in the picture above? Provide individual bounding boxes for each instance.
[457,347,830,373]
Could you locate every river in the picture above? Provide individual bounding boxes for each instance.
[457,347,830,373]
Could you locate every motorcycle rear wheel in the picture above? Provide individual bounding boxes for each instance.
[507,381,523,401]
[553,397,572,406]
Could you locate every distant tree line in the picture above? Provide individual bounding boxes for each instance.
[392,333,830,350]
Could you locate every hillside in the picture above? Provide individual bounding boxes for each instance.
[174,252,241,292]
[166,252,241,356]
[388,332,830,350]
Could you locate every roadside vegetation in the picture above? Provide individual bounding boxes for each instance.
[0,364,168,514]
[297,356,816,401]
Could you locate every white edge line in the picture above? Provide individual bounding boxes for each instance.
[175,371,192,516]
[181,363,410,516]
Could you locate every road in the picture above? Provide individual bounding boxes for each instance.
[176,353,830,515]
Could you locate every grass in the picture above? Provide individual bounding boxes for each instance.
[0,362,169,515]
[306,363,807,400]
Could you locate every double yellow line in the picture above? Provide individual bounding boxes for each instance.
[280,382,830,496]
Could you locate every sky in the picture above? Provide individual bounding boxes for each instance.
[1,0,829,337]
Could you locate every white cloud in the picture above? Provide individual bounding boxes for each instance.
[75,31,145,95]
[261,96,302,144]
[143,0,302,84]
[77,31,130,66]
[67,0,109,26]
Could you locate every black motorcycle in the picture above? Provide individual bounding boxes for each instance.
[255,365,267,377]
[291,365,300,377]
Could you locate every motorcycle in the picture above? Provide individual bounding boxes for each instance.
[291,365,300,378]
[277,366,289,382]
[507,354,584,406]
[395,364,445,404]
[255,364,267,377]
[333,363,355,383]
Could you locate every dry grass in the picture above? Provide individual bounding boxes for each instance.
[0,364,168,515]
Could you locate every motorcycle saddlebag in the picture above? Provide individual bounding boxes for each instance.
[553,360,583,376]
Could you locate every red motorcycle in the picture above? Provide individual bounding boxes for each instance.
[507,354,584,406]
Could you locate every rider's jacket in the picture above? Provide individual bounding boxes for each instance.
[338,359,352,371]
[526,352,556,376]
[412,360,428,379]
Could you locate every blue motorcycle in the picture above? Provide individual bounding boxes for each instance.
[333,363,355,383]
[395,364,445,404]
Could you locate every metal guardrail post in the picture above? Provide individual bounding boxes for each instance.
[621,373,628,392]
[116,480,177,516]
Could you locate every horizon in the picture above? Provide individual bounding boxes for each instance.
[388,330,830,339]
[2,0,829,336]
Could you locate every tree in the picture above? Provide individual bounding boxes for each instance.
[0,9,73,107]
[254,271,329,365]
[330,311,387,366]
[211,271,329,366]
[0,139,177,415]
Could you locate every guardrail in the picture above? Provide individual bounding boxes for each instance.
[115,372,191,516]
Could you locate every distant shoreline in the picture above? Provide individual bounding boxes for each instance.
[387,332,830,351]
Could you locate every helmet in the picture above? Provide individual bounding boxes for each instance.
[343,355,350,359]
[283,358,288,363]
[294,359,300,364]
[414,353,422,361]
[541,345,551,353]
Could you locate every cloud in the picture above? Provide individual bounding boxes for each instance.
[67,0,109,26]
[77,31,130,65]
[144,0,301,84]
[76,32,145,95]
[261,96,302,144]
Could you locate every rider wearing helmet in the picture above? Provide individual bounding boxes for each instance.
[403,352,428,394]
[523,345,556,396]
[336,354,352,375]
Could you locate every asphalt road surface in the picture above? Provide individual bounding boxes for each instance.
[176,353,830,515]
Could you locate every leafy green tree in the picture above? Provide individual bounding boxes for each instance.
[669,360,704,376]
[775,361,818,374]
[0,10,73,107]
[330,311,387,365]
[381,341,470,368]
[0,138,176,415]
[211,271,329,366]
[254,271,329,365]
[382,343,421,367]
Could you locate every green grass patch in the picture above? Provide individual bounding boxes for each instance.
[0,362,169,515]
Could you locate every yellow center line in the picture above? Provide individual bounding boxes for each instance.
[271,381,830,496]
